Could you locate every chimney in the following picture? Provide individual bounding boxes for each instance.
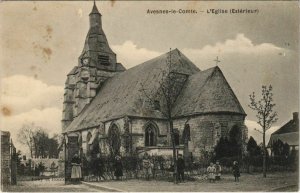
[293,112,298,121]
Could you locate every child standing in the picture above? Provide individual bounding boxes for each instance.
[215,161,222,181]
[207,162,216,183]
[233,161,240,182]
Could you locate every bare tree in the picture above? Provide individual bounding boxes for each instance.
[140,49,188,183]
[18,123,35,158]
[248,85,278,178]
[18,123,59,158]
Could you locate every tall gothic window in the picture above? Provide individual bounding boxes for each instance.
[173,129,180,146]
[108,124,121,156]
[86,132,92,156]
[229,125,242,144]
[145,125,157,146]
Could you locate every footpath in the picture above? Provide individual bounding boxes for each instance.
[81,172,298,192]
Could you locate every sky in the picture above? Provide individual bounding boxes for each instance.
[0,1,299,154]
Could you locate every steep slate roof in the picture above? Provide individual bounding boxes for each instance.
[268,113,299,147]
[172,66,246,117]
[273,119,299,135]
[268,133,299,147]
[64,49,200,133]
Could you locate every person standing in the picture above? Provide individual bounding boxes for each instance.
[233,161,240,182]
[215,161,222,181]
[71,154,82,184]
[81,154,88,180]
[142,153,152,180]
[207,162,216,183]
[93,153,106,181]
[177,154,185,182]
[50,161,57,176]
[114,155,123,180]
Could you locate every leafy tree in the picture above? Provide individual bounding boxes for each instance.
[48,135,60,158]
[245,136,263,170]
[272,140,291,166]
[247,136,261,157]
[12,150,23,175]
[34,129,49,158]
[214,137,241,160]
[18,123,59,158]
[249,85,278,177]
[272,139,284,157]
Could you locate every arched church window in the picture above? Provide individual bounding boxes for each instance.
[145,124,157,146]
[154,100,160,110]
[229,125,242,144]
[214,123,222,146]
[108,124,121,156]
[173,129,180,146]
[86,132,92,156]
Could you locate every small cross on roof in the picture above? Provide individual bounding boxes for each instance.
[214,56,221,66]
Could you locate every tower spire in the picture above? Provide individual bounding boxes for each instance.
[90,0,101,16]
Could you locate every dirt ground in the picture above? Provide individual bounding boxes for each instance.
[90,171,299,192]
[2,171,298,192]
[2,180,100,192]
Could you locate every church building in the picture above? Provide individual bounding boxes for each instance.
[61,3,248,163]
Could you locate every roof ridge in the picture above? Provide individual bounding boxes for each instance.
[215,67,246,115]
[171,66,216,115]
[192,66,217,100]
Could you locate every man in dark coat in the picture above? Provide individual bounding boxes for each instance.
[93,153,106,181]
[177,154,185,182]
[114,155,123,180]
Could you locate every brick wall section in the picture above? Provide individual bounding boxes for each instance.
[1,131,11,185]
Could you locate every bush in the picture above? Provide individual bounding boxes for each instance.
[219,156,240,167]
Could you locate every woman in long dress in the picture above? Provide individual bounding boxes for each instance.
[207,162,216,183]
[71,154,82,184]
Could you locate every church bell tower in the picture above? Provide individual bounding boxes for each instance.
[62,2,125,131]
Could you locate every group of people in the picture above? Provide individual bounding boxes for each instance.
[70,153,241,184]
[70,153,123,184]
[206,161,222,183]
[206,160,240,182]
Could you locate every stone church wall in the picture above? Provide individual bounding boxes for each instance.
[67,114,246,159]
[173,114,246,158]
[130,118,169,150]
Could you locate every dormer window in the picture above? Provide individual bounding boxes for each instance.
[154,100,160,110]
[98,55,109,66]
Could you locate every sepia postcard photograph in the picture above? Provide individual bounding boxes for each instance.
[0,0,299,192]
